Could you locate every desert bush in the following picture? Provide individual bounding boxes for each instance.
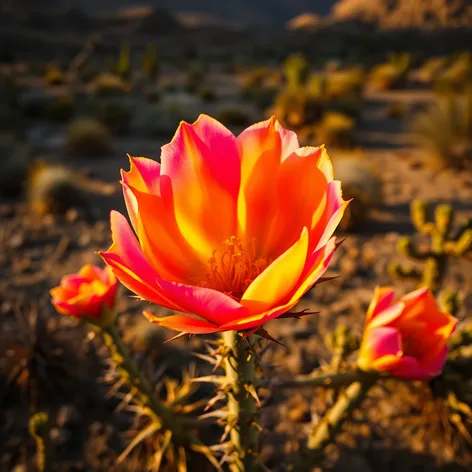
[411,89,472,170]
[435,53,472,93]
[416,57,449,85]
[197,86,216,102]
[44,63,64,86]
[27,163,88,216]
[184,63,206,94]
[327,67,364,98]
[116,42,131,81]
[92,73,129,98]
[386,101,408,119]
[65,118,112,157]
[333,153,383,232]
[88,98,133,134]
[142,42,159,81]
[316,112,356,149]
[369,53,411,91]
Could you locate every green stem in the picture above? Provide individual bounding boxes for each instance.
[222,330,262,472]
[294,372,377,471]
[102,325,189,443]
[264,370,362,389]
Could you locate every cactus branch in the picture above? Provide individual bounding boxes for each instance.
[101,325,195,445]
[221,330,262,472]
[294,373,378,471]
[29,412,51,472]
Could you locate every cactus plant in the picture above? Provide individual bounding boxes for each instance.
[116,42,131,81]
[316,112,356,149]
[27,163,89,216]
[389,200,472,304]
[65,118,112,157]
[283,53,309,90]
[142,42,159,81]
[411,88,472,170]
[44,63,64,86]
[92,73,129,98]
[369,54,411,91]
[88,98,133,135]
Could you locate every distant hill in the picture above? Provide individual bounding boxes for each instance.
[333,0,472,28]
[9,0,338,27]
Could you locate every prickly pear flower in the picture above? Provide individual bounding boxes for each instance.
[50,264,118,327]
[358,287,457,380]
[100,115,348,336]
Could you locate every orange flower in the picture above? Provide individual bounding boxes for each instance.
[101,115,348,335]
[358,287,457,380]
[51,264,118,325]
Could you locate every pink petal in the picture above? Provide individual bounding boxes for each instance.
[366,287,396,322]
[143,312,222,334]
[154,277,249,326]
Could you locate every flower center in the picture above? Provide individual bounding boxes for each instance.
[196,236,270,301]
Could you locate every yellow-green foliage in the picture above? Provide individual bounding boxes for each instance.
[389,200,472,302]
[116,42,131,81]
[142,42,159,81]
[65,118,112,157]
[44,63,64,86]
[283,52,309,89]
[27,163,88,216]
[92,73,129,97]
[316,112,356,149]
[411,89,472,170]
[369,53,411,91]
[327,67,364,98]
[332,154,382,232]
[417,57,449,85]
[435,53,472,93]
[215,104,251,127]
[272,88,324,129]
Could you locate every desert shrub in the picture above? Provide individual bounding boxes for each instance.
[327,67,364,98]
[316,112,356,149]
[116,42,131,81]
[142,42,159,81]
[197,86,216,102]
[65,118,112,157]
[333,153,383,232]
[27,162,88,216]
[416,57,449,85]
[19,89,55,118]
[88,98,133,134]
[92,73,129,98]
[44,63,64,86]
[411,89,472,170]
[184,63,206,94]
[435,53,472,93]
[369,53,411,91]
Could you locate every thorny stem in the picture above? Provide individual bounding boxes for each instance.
[102,325,190,443]
[294,372,378,472]
[222,330,263,472]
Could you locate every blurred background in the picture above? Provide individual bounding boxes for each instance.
[0,1,471,471]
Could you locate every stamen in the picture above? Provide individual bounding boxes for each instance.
[195,236,270,300]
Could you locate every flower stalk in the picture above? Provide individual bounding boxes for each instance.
[294,372,378,471]
[101,324,190,443]
[222,330,263,472]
